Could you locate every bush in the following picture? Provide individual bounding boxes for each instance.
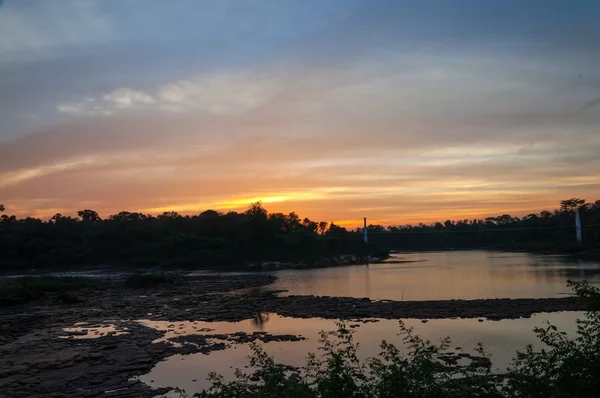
[506,280,600,398]
[178,281,600,398]
[124,273,173,288]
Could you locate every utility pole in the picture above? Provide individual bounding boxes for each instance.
[575,208,583,244]
[363,217,368,244]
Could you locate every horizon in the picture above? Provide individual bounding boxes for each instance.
[1,0,600,225]
[1,196,594,230]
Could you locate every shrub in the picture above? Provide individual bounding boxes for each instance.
[178,281,599,398]
[505,280,600,398]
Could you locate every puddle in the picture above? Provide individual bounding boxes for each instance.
[59,323,129,339]
[139,311,584,395]
[137,313,282,343]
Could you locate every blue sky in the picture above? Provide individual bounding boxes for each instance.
[1,0,599,224]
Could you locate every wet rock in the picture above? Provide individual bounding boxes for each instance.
[63,330,88,336]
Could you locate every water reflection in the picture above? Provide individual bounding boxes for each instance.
[251,312,271,330]
[59,323,129,339]
[267,251,600,300]
[140,312,584,395]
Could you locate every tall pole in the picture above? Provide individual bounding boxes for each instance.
[363,217,368,244]
[575,208,583,244]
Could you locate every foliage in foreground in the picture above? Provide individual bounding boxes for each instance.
[177,281,599,398]
[0,275,91,306]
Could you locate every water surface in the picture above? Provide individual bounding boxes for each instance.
[140,311,584,394]
[269,251,600,300]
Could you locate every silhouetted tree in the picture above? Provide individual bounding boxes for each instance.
[0,198,598,272]
[157,211,182,220]
[317,221,329,235]
[77,209,101,222]
[560,198,587,213]
[200,210,220,218]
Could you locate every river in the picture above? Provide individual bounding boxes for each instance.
[137,250,600,395]
[268,250,600,300]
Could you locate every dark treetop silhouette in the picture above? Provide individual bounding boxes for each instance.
[360,198,600,254]
[0,199,599,272]
[0,202,383,272]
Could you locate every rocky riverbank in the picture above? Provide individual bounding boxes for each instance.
[244,254,384,270]
[0,273,589,397]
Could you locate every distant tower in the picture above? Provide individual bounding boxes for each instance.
[363,217,368,244]
[575,208,583,244]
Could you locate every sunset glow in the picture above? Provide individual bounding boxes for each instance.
[1,0,599,225]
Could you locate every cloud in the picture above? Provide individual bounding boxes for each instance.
[580,95,600,111]
[57,89,155,116]
[55,70,282,117]
[103,88,155,108]
[157,71,282,114]
[0,0,112,64]
[57,98,113,116]
[2,1,600,222]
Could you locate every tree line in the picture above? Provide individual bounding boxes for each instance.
[0,202,379,272]
[0,198,598,272]
[361,198,600,253]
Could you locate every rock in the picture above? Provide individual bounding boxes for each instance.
[64,330,88,336]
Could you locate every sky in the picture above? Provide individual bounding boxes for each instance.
[1,0,600,227]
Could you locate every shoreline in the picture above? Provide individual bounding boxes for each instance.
[2,246,599,277]
[0,273,591,397]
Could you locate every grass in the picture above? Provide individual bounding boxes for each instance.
[0,275,91,305]
[124,273,173,288]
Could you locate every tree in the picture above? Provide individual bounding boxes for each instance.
[327,222,347,234]
[560,198,586,213]
[246,202,267,218]
[50,213,64,223]
[77,209,101,222]
[287,212,301,227]
[200,210,219,218]
[302,218,318,233]
[317,221,329,235]
[158,211,182,220]
[0,204,4,213]
[109,211,147,221]
[367,224,386,232]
